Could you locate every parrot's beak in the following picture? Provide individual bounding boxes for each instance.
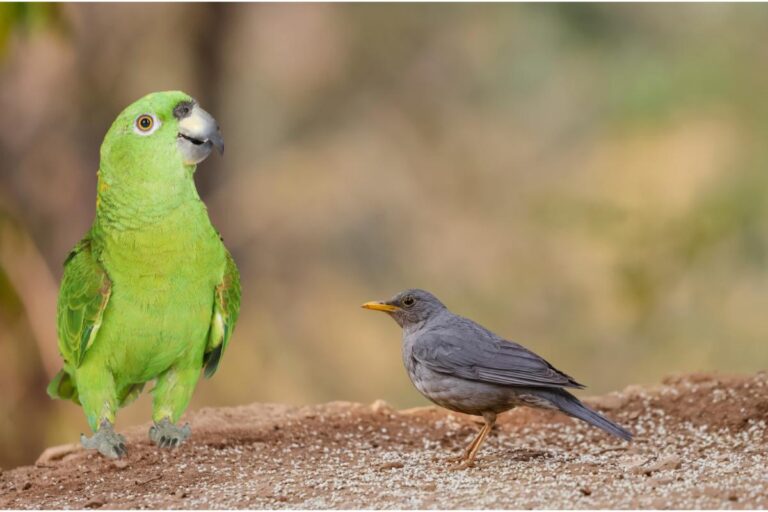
[177,102,224,165]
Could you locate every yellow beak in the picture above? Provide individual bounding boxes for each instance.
[361,301,400,312]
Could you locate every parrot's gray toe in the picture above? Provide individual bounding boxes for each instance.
[80,421,127,459]
[149,418,191,449]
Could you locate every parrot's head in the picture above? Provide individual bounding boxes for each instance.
[99,91,224,179]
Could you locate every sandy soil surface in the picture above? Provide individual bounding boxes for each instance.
[1,372,767,509]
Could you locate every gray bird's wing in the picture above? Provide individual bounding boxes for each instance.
[411,315,585,389]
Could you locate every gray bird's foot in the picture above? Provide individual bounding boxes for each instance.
[149,418,191,449]
[449,459,477,470]
[80,421,127,459]
[446,453,467,464]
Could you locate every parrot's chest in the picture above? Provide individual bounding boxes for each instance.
[107,239,222,314]
[105,222,223,295]
[97,210,225,378]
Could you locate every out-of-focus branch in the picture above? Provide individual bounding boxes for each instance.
[0,214,59,378]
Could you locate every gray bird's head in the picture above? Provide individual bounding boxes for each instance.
[361,289,447,328]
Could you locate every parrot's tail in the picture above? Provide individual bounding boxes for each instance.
[47,370,80,404]
[536,388,633,441]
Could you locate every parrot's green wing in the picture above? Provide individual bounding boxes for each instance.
[203,250,240,378]
[56,236,112,369]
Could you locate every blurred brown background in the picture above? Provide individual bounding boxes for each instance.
[2,3,768,468]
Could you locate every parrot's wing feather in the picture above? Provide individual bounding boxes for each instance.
[412,317,584,389]
[203,250,240,378]
[56,237,111,368]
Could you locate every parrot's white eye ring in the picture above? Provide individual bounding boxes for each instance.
[134,114,161,135]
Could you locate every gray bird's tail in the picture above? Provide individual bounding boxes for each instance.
[535,388,632,441]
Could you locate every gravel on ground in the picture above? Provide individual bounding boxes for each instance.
[1,372,767,509]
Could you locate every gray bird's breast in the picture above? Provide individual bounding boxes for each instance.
[402,341,521,416]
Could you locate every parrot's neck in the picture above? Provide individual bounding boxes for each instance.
[95,161,202,232]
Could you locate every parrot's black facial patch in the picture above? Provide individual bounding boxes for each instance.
[173,101,195,120]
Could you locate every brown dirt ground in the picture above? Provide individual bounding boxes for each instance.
[1,372,767,509]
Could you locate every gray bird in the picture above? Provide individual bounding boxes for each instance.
[362,289,632,468]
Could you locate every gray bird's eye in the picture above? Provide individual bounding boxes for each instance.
[402,295,415,307]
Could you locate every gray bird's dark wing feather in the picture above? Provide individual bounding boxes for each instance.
[412,315,585,389]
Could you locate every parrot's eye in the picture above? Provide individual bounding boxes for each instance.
[137,115,153,131]
[134,114,160,136]
[402,295,416,307]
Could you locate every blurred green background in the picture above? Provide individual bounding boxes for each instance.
[2,3,768,468]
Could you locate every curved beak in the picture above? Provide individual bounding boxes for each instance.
[361,301,400,312]
[177,103,224,165]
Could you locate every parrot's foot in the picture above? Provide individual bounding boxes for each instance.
[80,421,127,459]
[149,418,191,449]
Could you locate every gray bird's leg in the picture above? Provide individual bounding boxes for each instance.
[81,420,127,459]
[452,412,496,469]
[448,422,487,463]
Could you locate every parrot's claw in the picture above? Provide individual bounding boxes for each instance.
[80,421,127,459]
[149,418,191,449]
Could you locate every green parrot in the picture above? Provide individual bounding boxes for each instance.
[47,91,241,458]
